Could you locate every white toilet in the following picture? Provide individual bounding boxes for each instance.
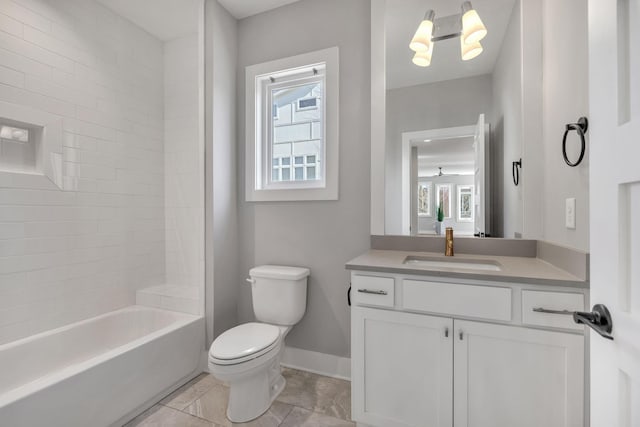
[208,265,310,423]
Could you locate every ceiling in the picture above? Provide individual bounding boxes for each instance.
[96,0,201,41]
[97,0,303,41]
[218,0,302,19]
[416,136,475,176]
[385,0,517,90]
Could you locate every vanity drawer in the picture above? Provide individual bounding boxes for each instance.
[402,280,512,321]
[522,290,585,331]
[351,275,394,308]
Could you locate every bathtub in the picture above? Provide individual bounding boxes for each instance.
[0,305,204,427]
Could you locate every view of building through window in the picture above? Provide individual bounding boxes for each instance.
[270,81,322,182]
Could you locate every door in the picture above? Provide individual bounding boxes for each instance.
[410,146,418,235]
[351,307,453,427]
[473,114,486,236]
[453,320,584,427]
[588,1,640,426]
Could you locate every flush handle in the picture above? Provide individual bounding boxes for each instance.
[245,278,255,285]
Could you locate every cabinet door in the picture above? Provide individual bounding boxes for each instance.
[453,320,584,427]
[352,306,453,427]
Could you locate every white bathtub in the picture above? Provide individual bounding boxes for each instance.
[0,305,204,427]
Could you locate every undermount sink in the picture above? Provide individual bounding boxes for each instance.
[403,256,502,272]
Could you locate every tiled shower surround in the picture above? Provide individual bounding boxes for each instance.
[0,0,199,344]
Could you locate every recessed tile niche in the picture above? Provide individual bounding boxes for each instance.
[0,102,64,190]
[0,122,40,174]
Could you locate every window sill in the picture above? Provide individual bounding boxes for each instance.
[247,185,338,202]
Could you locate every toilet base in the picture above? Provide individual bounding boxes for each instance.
[209,325,293,423]
[212,347,286,423]
[227,372,285,423]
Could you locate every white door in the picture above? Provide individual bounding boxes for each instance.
[453,320,584,427]
[473,114,486,236]
[588,1,640,426]
[351,307,453,427]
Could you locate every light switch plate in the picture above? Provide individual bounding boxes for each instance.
[566,198,576,229]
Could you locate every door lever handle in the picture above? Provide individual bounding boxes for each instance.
[572,304,614,340]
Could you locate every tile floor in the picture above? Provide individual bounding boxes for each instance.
[125,368,354,427]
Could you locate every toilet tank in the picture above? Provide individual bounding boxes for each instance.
[249,265,310,326]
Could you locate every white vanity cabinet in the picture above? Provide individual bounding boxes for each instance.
[350,272,587,427]
[453,320,584,427]
[351,307,453,427]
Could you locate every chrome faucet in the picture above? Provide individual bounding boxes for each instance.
[445,227,454,256]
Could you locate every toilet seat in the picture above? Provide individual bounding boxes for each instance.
[209,323,281,366]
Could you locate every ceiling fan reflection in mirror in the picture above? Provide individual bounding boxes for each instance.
[431,167,463,177]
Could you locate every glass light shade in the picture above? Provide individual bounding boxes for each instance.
[412,44,433,67]
[461,38,483,61]
[409,19,434,52]
[461,9,487,44]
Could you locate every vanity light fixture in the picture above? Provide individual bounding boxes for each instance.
[409,1,487,67]
[461,1,487,44]
[410,10,435,52]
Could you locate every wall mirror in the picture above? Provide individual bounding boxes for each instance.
[371,0,546,238]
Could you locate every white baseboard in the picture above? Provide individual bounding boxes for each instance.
[281,346,351,381]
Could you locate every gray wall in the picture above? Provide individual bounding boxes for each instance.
[385,75,494,235]
[491,0,523,239]
[541,0,589,251]
[237,0,371,358]
[205,0,240,344]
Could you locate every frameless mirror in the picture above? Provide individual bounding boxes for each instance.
[382,0,530,237]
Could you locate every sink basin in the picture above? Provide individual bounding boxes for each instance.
[403,256,502,272]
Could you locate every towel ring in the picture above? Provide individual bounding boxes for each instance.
[562,117,588,167]
[512,158,522,186]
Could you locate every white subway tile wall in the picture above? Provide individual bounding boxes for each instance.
[0,0,166,344]
[163,34,202,296]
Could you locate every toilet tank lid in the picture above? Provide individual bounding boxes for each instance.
[250,265,310,280]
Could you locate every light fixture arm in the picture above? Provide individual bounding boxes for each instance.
[423,9,435,23]
[431,14,463,42]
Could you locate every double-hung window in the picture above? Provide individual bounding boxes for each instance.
[246,47,339,201]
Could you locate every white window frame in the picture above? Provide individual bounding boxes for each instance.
[457,184,475,222]
[264,73,324,190]
[436,183,453,219]
[246,47,339,202]
[417,180,432,217]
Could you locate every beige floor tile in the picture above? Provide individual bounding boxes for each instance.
[279,407,355,427]
[183,384,293,427]
[124,405,219,427]
[276,368,351,420]
[161,373,224,410]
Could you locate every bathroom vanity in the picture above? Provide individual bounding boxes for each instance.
[347,249,589,427]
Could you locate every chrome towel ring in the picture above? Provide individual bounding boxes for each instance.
[562,117,588,167]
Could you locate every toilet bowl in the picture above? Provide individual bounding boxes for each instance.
[208,323,290,422]
[208,265,309,423]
